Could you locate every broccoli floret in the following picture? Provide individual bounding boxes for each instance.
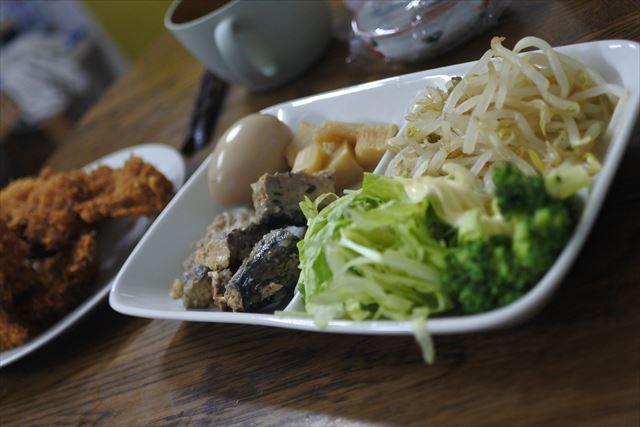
[493,163,553,218]
[441,164,582,313]
[442,237,531,313]
[512,205,574,275]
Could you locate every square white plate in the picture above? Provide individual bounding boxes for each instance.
[110,40,640,336]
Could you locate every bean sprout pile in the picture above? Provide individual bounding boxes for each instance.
[385,36,626,192]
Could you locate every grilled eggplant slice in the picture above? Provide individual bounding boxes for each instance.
[225,227,304,312]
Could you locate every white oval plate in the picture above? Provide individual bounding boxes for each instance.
[109,40,639,336]
[0,143,185,368]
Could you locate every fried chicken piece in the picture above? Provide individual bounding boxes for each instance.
[74,157,174,223]
[0,309,29,351]
[0,157,172,249]
[0,169,90,250]
[0,220,37,351]
[0,220,37,305]
[0,177,35,230]
[0,219,36,307]
[0,228,98,350]
[21,229,99,325]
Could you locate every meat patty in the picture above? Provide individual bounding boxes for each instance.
[193,220,270,272]
[251,171,335,226]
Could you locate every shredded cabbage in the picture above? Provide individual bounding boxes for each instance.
[297,174,448,360]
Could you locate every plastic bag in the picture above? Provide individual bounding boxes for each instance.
[348,0,510,64]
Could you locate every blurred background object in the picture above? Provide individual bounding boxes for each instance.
[0,0,170,186]
[83,0,170,61]
[347,0,509,66]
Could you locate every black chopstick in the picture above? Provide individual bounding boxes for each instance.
[181,70,228,156]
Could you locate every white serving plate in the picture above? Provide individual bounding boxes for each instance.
[0,144,185,368]
[110,40,639,336]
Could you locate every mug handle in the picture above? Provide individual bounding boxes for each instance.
[213,17,279,84]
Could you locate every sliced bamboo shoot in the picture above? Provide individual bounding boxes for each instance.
[292,142,327,173]
[355,124,399,170]
[327,142,364,192]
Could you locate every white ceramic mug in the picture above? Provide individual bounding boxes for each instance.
[165,0,331,91]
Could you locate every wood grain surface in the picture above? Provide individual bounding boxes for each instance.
[2,1,640,426]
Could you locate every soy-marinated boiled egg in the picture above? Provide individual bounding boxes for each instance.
[208,114,292,206]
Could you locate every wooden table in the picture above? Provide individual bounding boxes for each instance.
[2,1,639,425]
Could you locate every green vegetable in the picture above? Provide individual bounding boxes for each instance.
[493,163,552,218]
[426,205,457,246]
[297,173,453,362]
[442,164,584,313]
[295,163,587,363]
[544,164,590,199]
[512,204,576,274]
[441,236,530,313]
